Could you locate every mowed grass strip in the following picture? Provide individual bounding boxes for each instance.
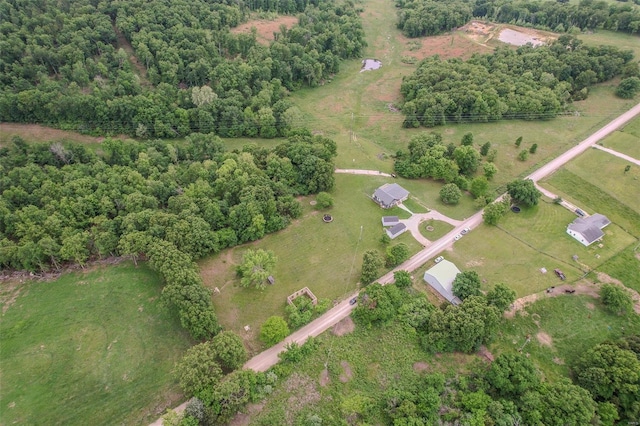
[542,168,640,237]
[603,129,640,159]
[491,294,640,381]
[622,115,640,139]
[0,263,192,426]
[419,219,455,242]
[201,174,423,349]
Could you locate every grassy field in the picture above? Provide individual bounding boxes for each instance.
[597,244,640,293]
[580,30,640,62]
[601,130,640,159]
[491,294,640,381]
[0,263,192,426]
[412,201,635,298]
[200,174,424,352]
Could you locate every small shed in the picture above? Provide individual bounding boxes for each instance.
[423,260,462,305]
[386,223,407,239]
[382,216,400,227]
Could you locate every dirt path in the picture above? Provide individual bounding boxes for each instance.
[592,144,640,167]
[334,168,392,177]
[505,280,640,318]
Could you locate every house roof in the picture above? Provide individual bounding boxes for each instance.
[382,216,399,225]
[373,183,409,206]
[567,213,610,244]
[424,260,461,293]
[387,223,406,236]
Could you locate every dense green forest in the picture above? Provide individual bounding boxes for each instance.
[396,0,640,37]
[0,130,337,337]
[400,35,636,127]
[0,0,366,137]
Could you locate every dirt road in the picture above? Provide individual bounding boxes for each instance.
[592,144,640,166]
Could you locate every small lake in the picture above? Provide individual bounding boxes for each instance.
[498,29,545,47]
[360,59,382,72]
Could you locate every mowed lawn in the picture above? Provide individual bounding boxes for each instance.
[603,115,640,159]
[414,202,635,298]
[200,174,424,351]
[0,263,192,426]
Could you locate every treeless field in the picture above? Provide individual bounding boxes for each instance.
[399,31,492,61]
[230,16,299,45]
[0,123,103,146]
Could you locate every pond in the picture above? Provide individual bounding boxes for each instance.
[360,59,382,72]
[498,29,545,47]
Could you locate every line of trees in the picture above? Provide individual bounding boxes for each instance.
[395,0,640,37]
[0,0,366,138]
[401,36,635,128]
[0,129,336,338]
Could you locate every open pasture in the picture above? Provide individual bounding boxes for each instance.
[0,264,192,426]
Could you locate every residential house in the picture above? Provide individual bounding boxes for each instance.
[566,213,611,246]
[372,183,409,209]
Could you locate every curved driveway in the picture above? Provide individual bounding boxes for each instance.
[151,102,640,425]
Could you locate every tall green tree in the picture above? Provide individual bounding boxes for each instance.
[173,342,223,397]
[361,250,384,285]
[452,271,482,300]
[600,284,633,315]
[506,179,541,207]
[259,316,290,346]
[211,331,247,371]
[236,249,277,290]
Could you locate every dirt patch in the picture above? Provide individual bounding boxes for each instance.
[339,360,353,383]
[230,16,299,45]
[553,357,565,365]
[536,331,553,347]
[319,368,331,387]
[0,279,27,314]
[596,272,623,286]
[413,361,430,372]
[399,30,492,62]
[332,316,355,336]
[478,345,494,362]
[465,259,484,268]
[585,302,595,310]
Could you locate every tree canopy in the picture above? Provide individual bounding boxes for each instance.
[506,179,542,207]
[259,316,290,346]
[236,249,277,290]
[452,271,482,301]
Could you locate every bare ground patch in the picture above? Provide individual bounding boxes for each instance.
[585,302,596,310]
[332,316,355,336]
[319,368,331,387]
[536,331,553,347]
[230,16,298,45]
[478,345,494,362]
[399,30,493,62]
[339,360,353,383]
[413,361,430,372]
[228,402,265,426]
[465,259,484,268]
[553,357,565,365]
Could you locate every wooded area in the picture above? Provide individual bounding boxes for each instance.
[396,0,640,37]
[0,0,366,137]
[400,36,636,127]
[0,130,337,338]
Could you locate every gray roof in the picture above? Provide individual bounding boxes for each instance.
[387,222,407,237]
[423,260,462,305]
[373,183,409,207]
[382,216,400,226]
[568,213,610,244]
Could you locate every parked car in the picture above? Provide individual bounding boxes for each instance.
[434,256,444,264]
[454,234,461,241]
[554,269,566,280]
[575,208,585,217]
[390,173,397,178]
[349,297,358,305]
[461,227,470,235]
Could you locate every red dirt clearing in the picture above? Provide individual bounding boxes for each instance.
[0,123,103,145]
[399,31,493,62]
[231,16,298,45]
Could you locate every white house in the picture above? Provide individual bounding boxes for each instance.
[386,223,407,239]
[566,213,611,246]
[423,259,462,305]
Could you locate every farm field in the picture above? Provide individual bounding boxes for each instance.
[0,263,192,426]
[200,173,423,352]
[603,115,640,158]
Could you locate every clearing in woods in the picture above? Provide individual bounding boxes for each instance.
[230,16,299,45]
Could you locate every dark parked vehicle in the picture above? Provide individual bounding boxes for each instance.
[349,297,358,305]
[575,208,585,217]
[554,269,566,280]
